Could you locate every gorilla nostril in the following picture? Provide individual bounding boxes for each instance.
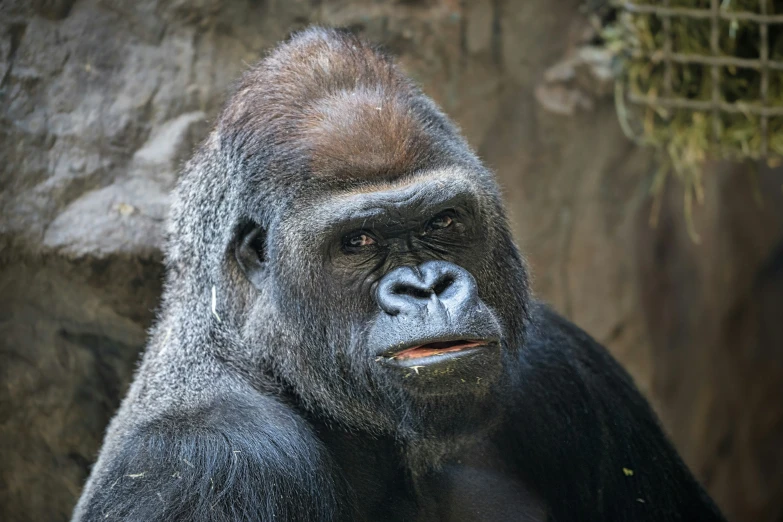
[392,283,431,300]
[432,275,454,296]
[412,288,431,299]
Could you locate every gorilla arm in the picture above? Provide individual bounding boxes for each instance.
[506,302,726,522]
[71,390,357,522]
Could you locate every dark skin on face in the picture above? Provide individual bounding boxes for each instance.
[337,183,502,392]
[239,169,507,400]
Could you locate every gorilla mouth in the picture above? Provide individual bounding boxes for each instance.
[391,340,487,360]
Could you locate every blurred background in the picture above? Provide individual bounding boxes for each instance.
[1,0,782,521]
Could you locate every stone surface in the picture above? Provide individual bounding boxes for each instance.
[1,0,781,521]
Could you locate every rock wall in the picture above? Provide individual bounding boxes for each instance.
[1,1,781,521]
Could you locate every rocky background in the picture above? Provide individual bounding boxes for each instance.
[1,1,782,521]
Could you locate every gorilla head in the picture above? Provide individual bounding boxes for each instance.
[167,28,530,451]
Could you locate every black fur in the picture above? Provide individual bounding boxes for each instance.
[504,304,724,521]
[73,27,726,521]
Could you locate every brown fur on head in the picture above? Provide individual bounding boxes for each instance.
[303,88,433,179]
[218,27,451,183]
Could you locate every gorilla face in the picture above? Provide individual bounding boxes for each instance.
[220,29,530,443]
[237,165,529,441]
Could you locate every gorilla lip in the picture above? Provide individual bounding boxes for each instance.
[390,340,488,360]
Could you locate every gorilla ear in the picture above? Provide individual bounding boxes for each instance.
[235,222,267,289]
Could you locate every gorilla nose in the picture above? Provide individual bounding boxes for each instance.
[375,261,478,316]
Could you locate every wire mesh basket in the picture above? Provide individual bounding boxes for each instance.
[605,1,783,176]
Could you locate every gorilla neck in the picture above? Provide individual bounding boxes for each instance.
[402,384,507,474]
[404,414,504,478]
[303,376,508,477]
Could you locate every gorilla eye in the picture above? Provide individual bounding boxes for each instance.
[344,232,376,251]
[235,223,267,290]
[426,212,454,231]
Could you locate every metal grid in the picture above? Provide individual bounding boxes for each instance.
[618,0,783,157]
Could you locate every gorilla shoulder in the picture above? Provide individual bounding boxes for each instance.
[72,391,353,522]
[505,302,725,522]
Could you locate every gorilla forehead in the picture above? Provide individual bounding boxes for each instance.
[302,89,434,180]
[218,27,455,184]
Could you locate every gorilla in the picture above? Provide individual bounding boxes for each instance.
[72,27,726,522]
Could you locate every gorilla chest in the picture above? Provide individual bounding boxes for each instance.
[334,438,548,522]
[411,460,548,522]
